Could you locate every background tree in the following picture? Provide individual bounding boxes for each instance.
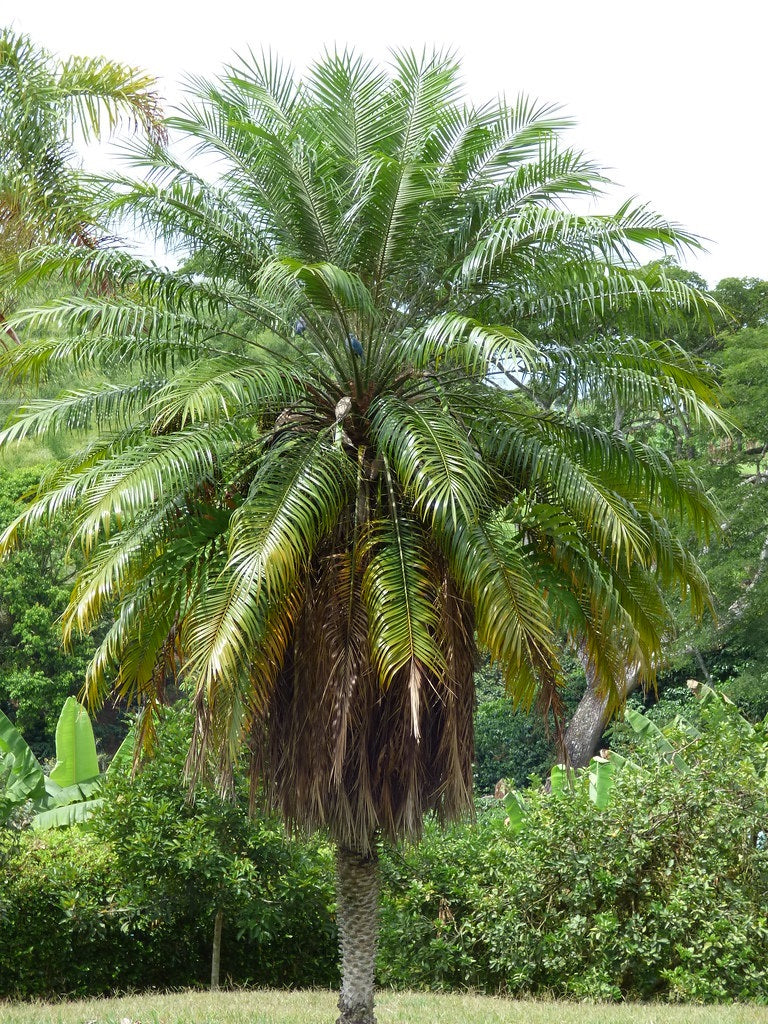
[0,27,166,340]
[0,50,724,1024]
[564,275,768,766]
[0,468,100,757]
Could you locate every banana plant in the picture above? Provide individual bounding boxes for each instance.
[503,679,767,830]
[623,706,688,771]
[0,696,128,828]
[33,696,104,829]
[504,753,615,828]
[0,706,46,823]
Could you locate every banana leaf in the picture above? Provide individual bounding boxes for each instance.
[504,789,527,833]
[601,748,637,771]
[625,707,687,771]
[549,763,572,795]
[43,776,103,806]
[49,697,100,787]
[33,797,104,831]
[0,707,45,816]
[588,755,614,810]
[688,679,756,740]
[107,725,137,775]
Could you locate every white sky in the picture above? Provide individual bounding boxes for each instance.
[5,0,767,287]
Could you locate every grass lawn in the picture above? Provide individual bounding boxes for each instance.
[2,990,768,1024]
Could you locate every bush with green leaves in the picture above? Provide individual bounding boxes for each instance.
[0,829,138,997]
[378,715,768,1002]
[722,669,768,723]
[473,655,584,793]
[92,704,338,990]
[473,699,553,793]
[0,705,337,998]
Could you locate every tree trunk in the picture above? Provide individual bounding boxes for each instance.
[564,664,641,769]
[210,907,224,991]
[0,310,19,348]
[335,845,379,1024]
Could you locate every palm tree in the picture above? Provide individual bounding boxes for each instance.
[0,27,166,340]
[0,50,723,1023]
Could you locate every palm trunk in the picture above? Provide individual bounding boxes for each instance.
[335,845,379,1024]
[210,907,224,991]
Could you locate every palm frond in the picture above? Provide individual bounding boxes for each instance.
[183,433,354,687]
[372,395,490,530]
[362,466,446,705]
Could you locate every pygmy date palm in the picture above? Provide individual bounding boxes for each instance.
[0,50,723,1023]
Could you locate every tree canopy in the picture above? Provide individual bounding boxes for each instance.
[0,27,165,340]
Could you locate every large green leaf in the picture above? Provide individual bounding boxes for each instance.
[49,697,100,787]
[107,726,137,775]
[43,777,103,805]
[0,708,45,815]
[503,789,528,834]
[32,797,103,831]
[588,755,614,810]
[625,706,687,772]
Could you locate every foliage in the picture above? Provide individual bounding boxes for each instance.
[622,279,768,722]
[0,468,100,756]
[0,829,138,998]
[722,670,768,723]
[472,655,554,792]
[473,698,553,793]
[1,696,106,829]
[0,705,45,823]
[0,706,337,998]
[717,327,768,461]
[3,698,767,1002]
[474,651,586,793]
[0,27,165,328]
[90,703,337,989]
[713,278,768,331]
[378,714,768,1002]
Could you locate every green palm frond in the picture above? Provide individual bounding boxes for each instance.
[476,405,652,565]
[56,54,166,145]
[403,311,539,378]
[372,395,491,530]
[443,516,557,708]
[306,49,391,164]
[149,355,300,429]
[183,433,354,687]
[257,257,377,325]
[468,393,719,535]
[362,467,446,700]
[0,378,162,443]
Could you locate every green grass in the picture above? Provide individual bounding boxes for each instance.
[2,990,768,1024]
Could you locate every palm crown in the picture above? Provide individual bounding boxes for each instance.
[1,50,722,853]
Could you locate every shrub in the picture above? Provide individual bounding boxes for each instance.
[0,706,338,998]
[378,726,768,1002]
[0,829,136,998]
[722,669,768,723]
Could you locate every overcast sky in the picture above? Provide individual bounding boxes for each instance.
[6,0,766,287]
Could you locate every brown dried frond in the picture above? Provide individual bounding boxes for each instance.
[264,551,477,855]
